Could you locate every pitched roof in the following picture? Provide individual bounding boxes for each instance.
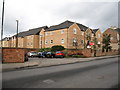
[113,28,120,33]
[16,26,48,37]
[92,29,99,33]
[46,20,88,31]
[1,37,11,41]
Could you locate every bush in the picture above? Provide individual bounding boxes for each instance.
[51,45,65,52]
[39,48,51,52]
[72,55,85,58]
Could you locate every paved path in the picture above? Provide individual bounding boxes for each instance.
[2,55,119,72]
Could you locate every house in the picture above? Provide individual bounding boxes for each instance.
[103,27,120,50]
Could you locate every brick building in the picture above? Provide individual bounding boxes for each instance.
[103,27,120,50]
[39,20,90,49]
[1,20,104,50]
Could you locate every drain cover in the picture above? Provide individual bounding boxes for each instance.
[43,79,55,84]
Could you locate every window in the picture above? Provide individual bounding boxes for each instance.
[97,41,100,44]
[92,34,94,37]
[27,43,29,46]
[73,28,77,34]
[117,34,119,40]
[61,39,64,44]
[50,40,53,44]
[87,32,90,36]
[40,35,43,37]
[45,40,48,44]
[50,32,53,35]
[110,37,113,40]
[73,38,77,46]
[31,42,33,46]
[40,41,42,45]
[45,32,48,36]
[81,32,84,35]
[81,40,84,44]
[98,34,100,38]
[61,30,64,34]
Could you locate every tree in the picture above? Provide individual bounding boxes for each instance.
[102,34,112,52]
[51,45,65,52]
[86,34,91,48]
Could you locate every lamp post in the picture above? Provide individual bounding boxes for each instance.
[40,35,42,49]
[16,20,19,48]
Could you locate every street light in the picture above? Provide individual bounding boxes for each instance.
[16,20,19,48]
[40,35,42,49]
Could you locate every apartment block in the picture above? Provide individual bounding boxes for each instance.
[1,20,106,50]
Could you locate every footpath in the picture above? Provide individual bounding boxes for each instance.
[1,55,119,72]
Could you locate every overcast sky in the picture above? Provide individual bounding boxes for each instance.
[0,0,119,38]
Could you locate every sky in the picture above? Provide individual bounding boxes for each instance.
[0,0,119,38]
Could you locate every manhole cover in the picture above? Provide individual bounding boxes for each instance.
[43,79,55,84]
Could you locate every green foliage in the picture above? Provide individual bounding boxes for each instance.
[51,45,65,52]
[39,48,51,52]
[71,55,86,58]
[102,34,112,52]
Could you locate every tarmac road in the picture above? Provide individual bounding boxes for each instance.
[2,57,119,88]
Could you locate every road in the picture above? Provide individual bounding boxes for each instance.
[2,57,119,88]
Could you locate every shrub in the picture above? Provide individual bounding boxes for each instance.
[51,45,65,52]
[39,48,51,52]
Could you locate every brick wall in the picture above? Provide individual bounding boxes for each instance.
[67,49,118,57]
[2,48,25,63]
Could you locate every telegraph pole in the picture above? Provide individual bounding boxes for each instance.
[1,0,5,63]
[1,0,5,48]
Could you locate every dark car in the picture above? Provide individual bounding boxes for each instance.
[55,51,65,58]
[46,52,55,58]
[38,52,47,58]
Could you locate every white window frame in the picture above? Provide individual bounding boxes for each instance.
[73,28,77,34]
[45,40,48,44]
[92,34,94,37]
[81,32,84,36]
[98,34,100,38]
[61,30,64,34]
[61,39,64,44]
[110,37,113,40]
[45,32,48,36]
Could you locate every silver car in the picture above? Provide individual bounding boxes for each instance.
[27,52,38,57]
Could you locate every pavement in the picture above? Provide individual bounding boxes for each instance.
[1,55,119,72]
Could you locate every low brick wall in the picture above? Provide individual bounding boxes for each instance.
[67,49,118,57]
[67,49,93,57]
[2,48,25,63]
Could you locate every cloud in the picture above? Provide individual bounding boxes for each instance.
[0,0,118,38]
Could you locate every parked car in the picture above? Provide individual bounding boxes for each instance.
[38,52,47,58]
[46,52,55,58]
[27,51,38,57]
[55,51,65,58]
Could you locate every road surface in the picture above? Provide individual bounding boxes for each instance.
[2,57,119,88]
